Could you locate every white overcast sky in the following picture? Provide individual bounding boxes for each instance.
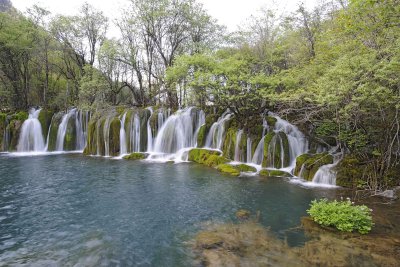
[11,0,319,34]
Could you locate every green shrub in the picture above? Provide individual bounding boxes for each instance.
[307,198,373,234]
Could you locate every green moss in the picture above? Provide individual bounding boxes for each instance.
[216,164,240,176]
[204,155,230,167]
[197,124,207,147]
[109,117,121,156]
[64,115,77,151]
[84,121,97,155]
[259,169,292,177]
[222,127,237,160]
[279,132,290,167]
[266,116,277,127]
[38,109,54,139]
[236,164,257,172]
[262,132,275,167]
[335,156,362,188]
[294,152,334,181]
[13,111,28,121]
[123,152,147,160]
[46,113,63,151]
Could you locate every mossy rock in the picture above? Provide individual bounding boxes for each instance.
[109,117,121,156]
[266,116,277,127]
[12,111,28,122]
[188,148,221,162]
[64,115,77,151]
[294,152,334,181]
[7,119,23,151]
[236,164,257,172]
[216,164,240,176]
[259,169,292,177]
[38,109,54,140]
[123,152,147,160]
[335,155,362,188]
[261,132,275,167]
[222,127,237,160]
[204,154,230,167]
[197,124,207,147]
[84,121,97,155]
[0,114,6,151]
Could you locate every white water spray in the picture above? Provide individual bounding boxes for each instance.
[17,108,46,152]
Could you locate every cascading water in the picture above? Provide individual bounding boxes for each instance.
[129,113,141,152]
[119,112,127,156]
[17,108,46,152]
[96,120,102,156]
[252,135,265,165]
[75,110,88,151]
[273,115,308,167]
[148,108,205,161]
[311,153,341,186]
[246,137,252,163]
[234,130,243,162]
[204,110,232,149]
[103,117,111,157]
[146,108,153,152]
[55,109,76,151]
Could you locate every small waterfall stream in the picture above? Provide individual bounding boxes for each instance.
[146,108,153,152]
[129,113,141,152]
[17,108,46,152]
[120,112,127,156]
[234,129,243,162]
[75,110,88,151]
[103,117,111,157]
[204,110,232,150]
[55,109,76,151]
[246,137,252,163]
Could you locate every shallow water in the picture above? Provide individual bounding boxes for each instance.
[0,154,337,266]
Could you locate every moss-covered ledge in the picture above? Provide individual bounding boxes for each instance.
[123,152,148,160]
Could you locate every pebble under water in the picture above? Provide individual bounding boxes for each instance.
[0,154,336,266]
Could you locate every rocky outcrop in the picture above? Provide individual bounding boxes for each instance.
[294,152,334,181]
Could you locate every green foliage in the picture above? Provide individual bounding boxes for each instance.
[307,199,373,234]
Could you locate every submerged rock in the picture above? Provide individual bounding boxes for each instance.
[235,209,251,220]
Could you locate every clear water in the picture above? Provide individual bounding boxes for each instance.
[0,154,337,266]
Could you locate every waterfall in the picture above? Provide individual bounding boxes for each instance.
[55,109,76,151]
[129,113,141,152]
[311,153,341,186]
[120,112,127,156]
[96,119,102,156]
[246,137,252,163]
[17,108,46,152]
[75,110,88,151]
[158,111,164,130]
[272,115,308,167]
[252,136,265,165]
[204,110,232,149]
[234,130,243,162]
[103,117,111,157]
[147,108,205,161]
[146,107,153,152]
[44,115,54,151]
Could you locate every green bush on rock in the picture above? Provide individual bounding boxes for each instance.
[307,199,373,234]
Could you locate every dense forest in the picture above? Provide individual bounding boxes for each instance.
[0,0,399,191]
